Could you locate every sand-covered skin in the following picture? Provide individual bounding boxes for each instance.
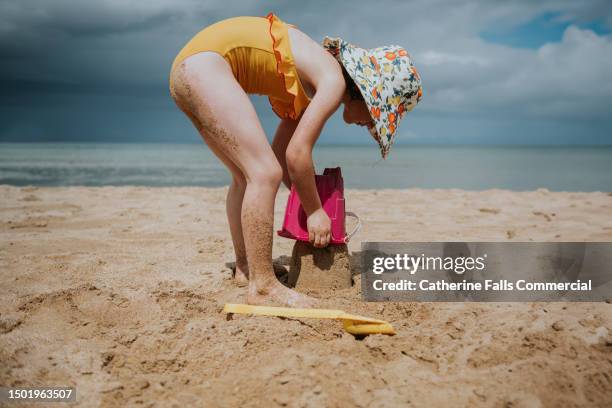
[1,185,612,407]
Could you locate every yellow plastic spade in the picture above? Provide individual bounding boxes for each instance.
[223,303,395,336]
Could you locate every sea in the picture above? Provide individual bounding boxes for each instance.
[1,143,611,191]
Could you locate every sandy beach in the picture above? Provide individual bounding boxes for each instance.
[1,185,612,407]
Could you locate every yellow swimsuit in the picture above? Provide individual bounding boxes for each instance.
[170,13,311,120]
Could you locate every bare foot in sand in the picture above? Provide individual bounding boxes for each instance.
[247,279,318,308]
[231,263,249,287]
[232,263,290,287]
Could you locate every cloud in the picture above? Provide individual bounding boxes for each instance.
[421,25,612,119]
[0,0,611,143]
[1,1,180,36]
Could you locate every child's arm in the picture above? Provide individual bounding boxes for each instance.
[285,71,345,247]
[272,118,299,190]
[286,70,345,208]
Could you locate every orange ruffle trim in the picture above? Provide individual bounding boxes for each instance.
[266,13,310,120]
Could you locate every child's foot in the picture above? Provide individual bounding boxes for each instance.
[232,263,289,287]
[231,264,249,287]
[247,280,318,308]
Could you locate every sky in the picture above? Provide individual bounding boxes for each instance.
[1,0,611,145]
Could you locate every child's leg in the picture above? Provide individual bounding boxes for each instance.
[226,177,248,283]
[198,134,250,284]
[170,53,316,307]
[171,76,249,285]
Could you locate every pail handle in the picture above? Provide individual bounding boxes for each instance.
[344,211,362,243]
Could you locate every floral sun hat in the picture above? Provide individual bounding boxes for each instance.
[323,37,423,159]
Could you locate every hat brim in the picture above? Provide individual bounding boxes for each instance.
[323,37,422,159]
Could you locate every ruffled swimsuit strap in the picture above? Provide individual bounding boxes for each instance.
[265,13,310,120]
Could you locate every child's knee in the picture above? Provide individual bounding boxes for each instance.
[231,173,247,190]
[248,163,283,188]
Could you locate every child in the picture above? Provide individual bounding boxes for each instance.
[169,13,422,307]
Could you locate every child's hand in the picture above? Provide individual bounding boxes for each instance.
[307,208,331,248]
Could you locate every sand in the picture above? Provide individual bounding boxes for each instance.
[289,241,352,290]
[1,185,612,407]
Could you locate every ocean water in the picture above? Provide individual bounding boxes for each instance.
[0,143,611,191]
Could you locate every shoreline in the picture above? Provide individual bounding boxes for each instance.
[3,183,612,193]
[2,143,612,191]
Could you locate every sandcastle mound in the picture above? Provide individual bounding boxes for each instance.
[288,241,352,290]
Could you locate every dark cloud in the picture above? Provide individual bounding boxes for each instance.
[0,0,611,144]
